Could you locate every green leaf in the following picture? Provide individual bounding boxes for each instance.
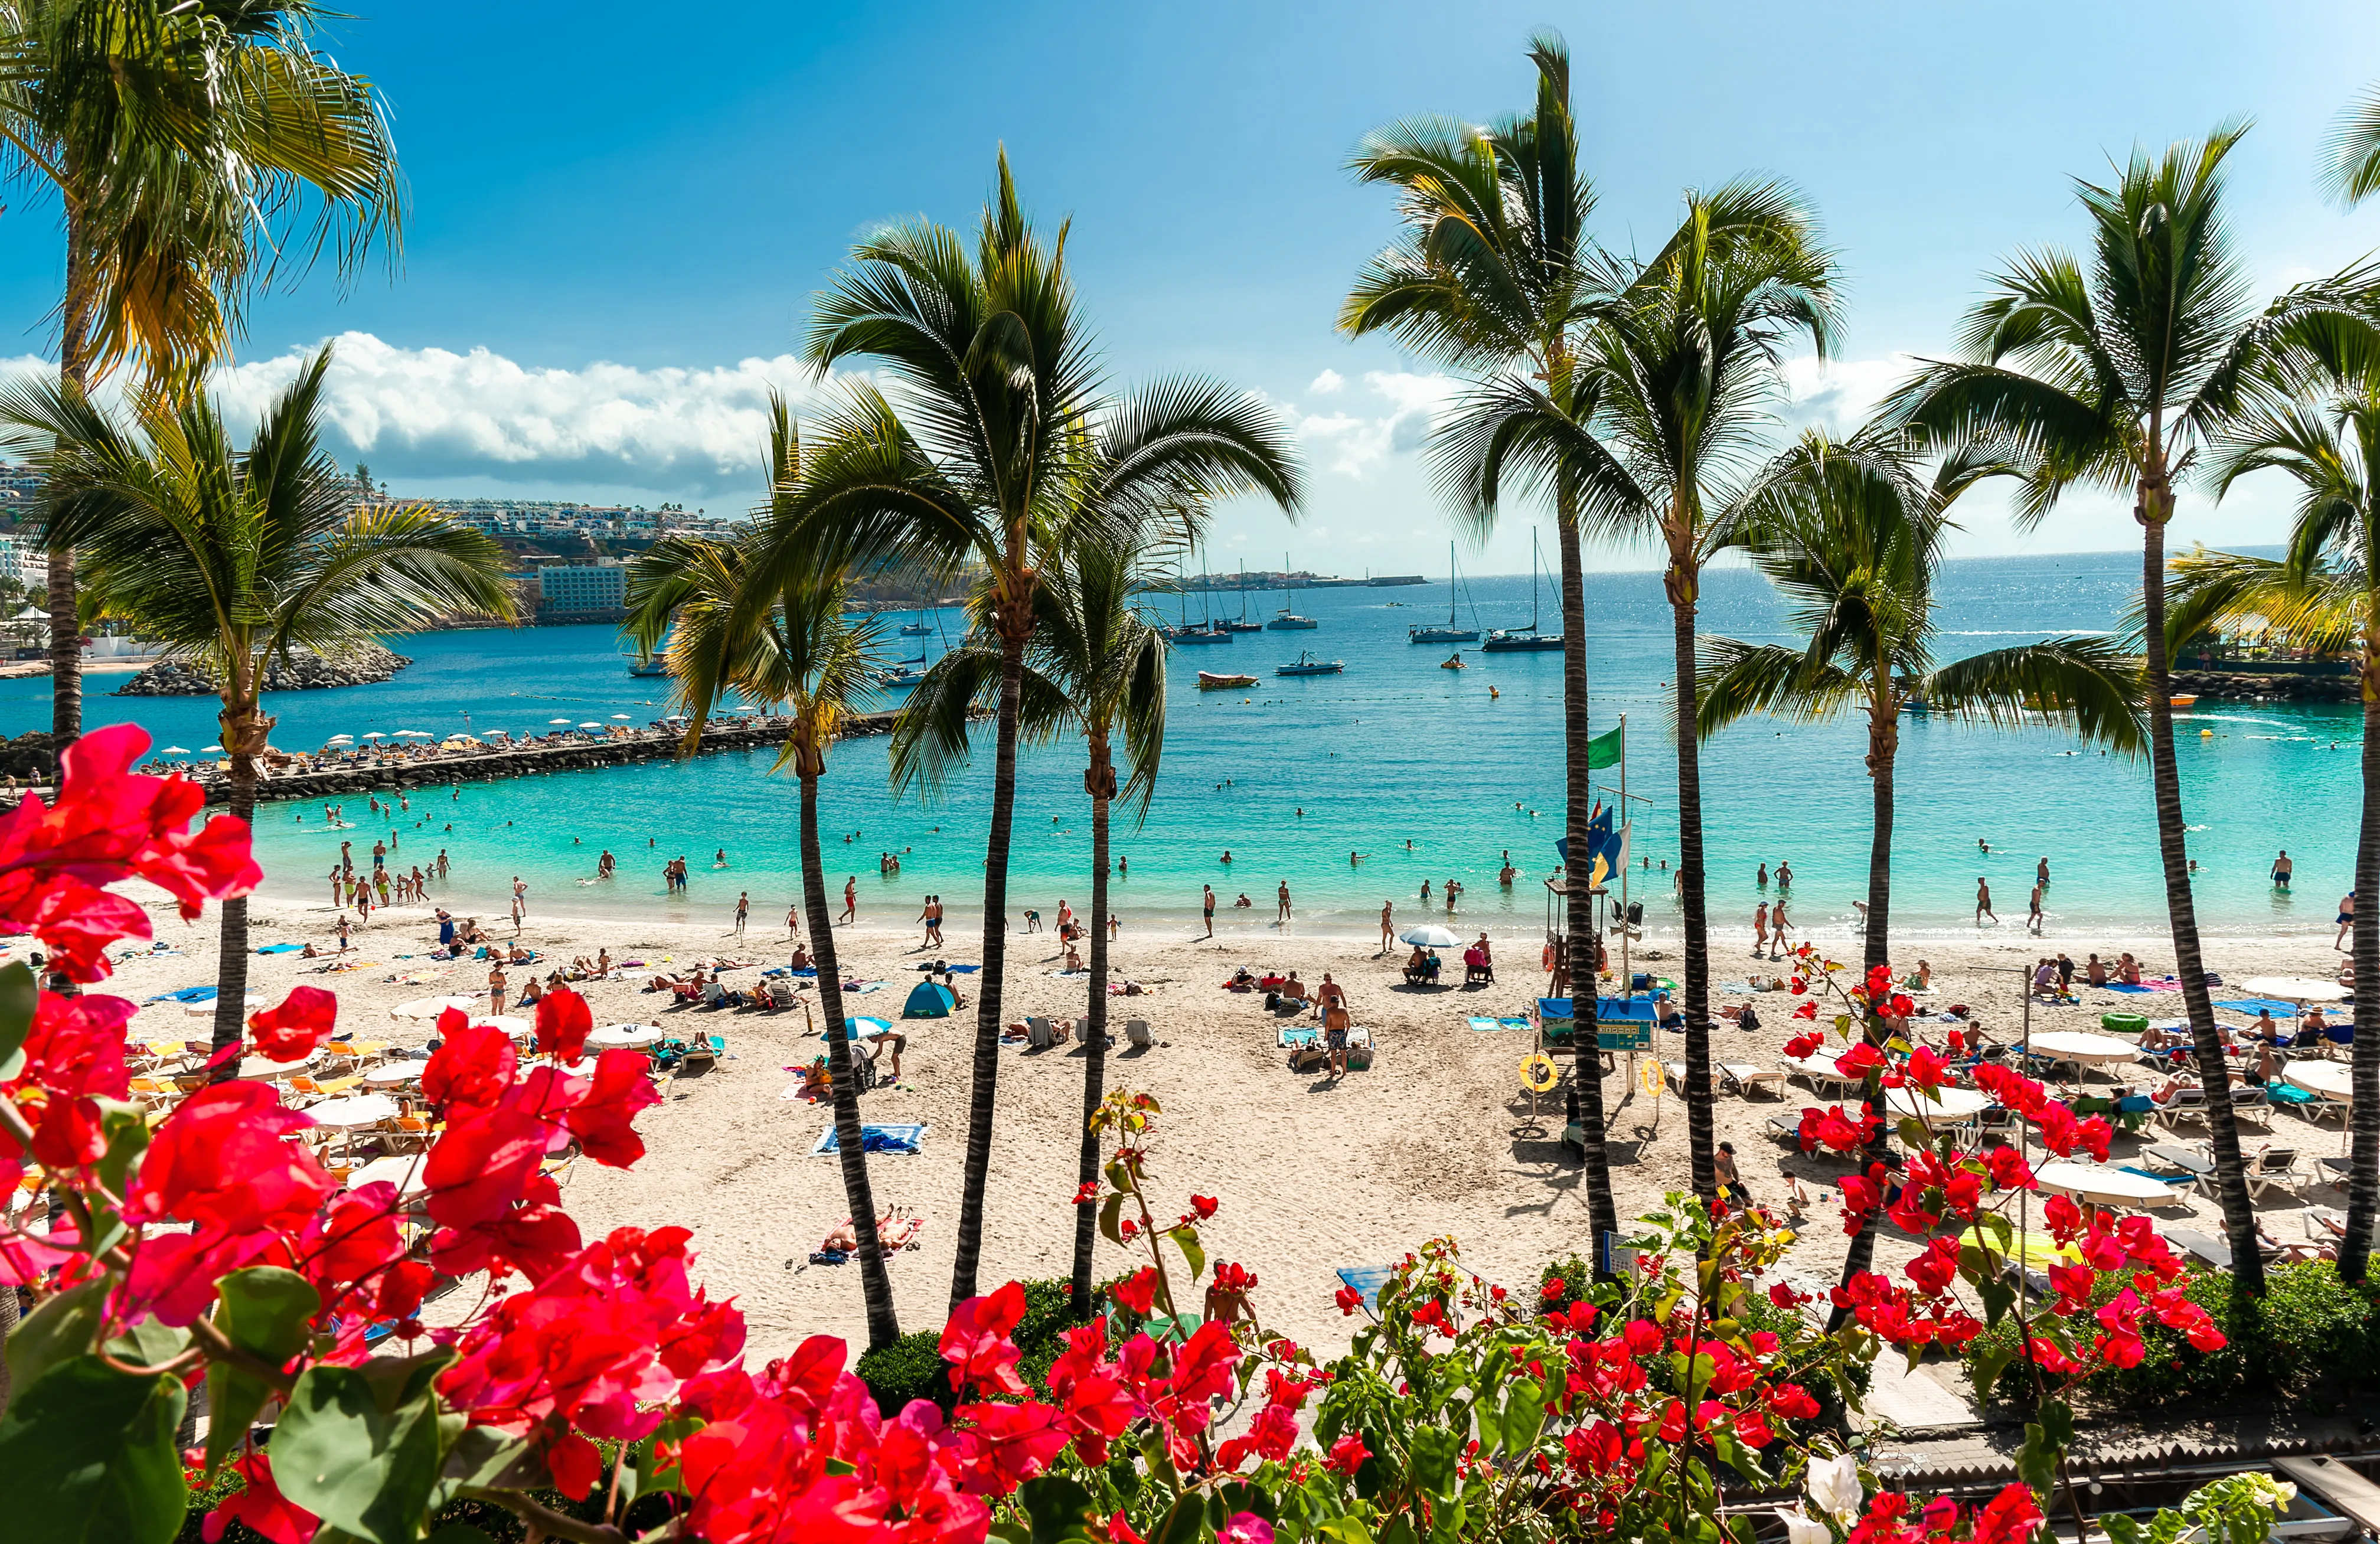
[1502,1377,1545,1451]
[0,1354,187,1544]
[1472,1394,1504,1456]
[1098,1193,1127,1248]
[4,1279,106,1393]
[272,1365,445,1544]
[1409,1426,1459,1493]
[1976,1275,2017,1329]
[1216,1481,1276,1525]
[100,1321,190,1370]
[1167,1225,1205,1284]
[429,1421,535,1513]
[641,1414,701,1495]
[93,1101,150,1199]
[207,1267,324,1473]
[0,959,37,1079]
[1018,1473,1098,1543]
[1147,1493,1205,1544]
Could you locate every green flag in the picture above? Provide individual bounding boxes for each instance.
[1586,723,1624,770]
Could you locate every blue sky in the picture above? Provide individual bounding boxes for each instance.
[5,0,2379,572]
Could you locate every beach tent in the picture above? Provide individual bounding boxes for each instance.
[903,981,956,1019]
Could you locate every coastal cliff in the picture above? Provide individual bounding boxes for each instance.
[115,642,413,697]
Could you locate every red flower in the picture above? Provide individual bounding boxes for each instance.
[1336,1284,1366,1316]
[1112,1266,1160,1316]
[133,1081,334,1238]
[203,1451,315,1544]
[534,985,593,1060]
[1189,1193,1219,1219]
[1783,1031,1823,1059]
[1072,1180,1100,1204]
[955,1398,1072,1493]
[547,1430,603,1501]
[246,987,339,1062]
[422,1013,517,1117]
[1791,1001,1819,1021]
[1542,1275,1568,1300]
[942,1281,1030,1396]
[9,991,133,1099]
[563,1049,662,1167]
[1973,1484,2045,1544]
[1834,1041,1884,1079]
[1766,1382,1821,1421]
[423,1105,551,1231]
[1327,1433,1372,1476]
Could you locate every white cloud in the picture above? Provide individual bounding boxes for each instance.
[1296,369,1459,477]
[1778,354,1912,436]
[1307,368,1344,395]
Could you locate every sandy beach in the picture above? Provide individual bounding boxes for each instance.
[96,879,2363,1360]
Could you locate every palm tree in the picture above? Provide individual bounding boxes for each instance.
[0,346,507,1072]
[1698,426,2144,1310]
[623,401,902,1348]
[1886,124,2380,1294]
[1341,29,1627,1259]
[0,1,403,753]
[2159,348,2380,1279]
[779,154,1300,1308]
[891,520,1168,1315]
[2325,84,2380,207]
[1562,181,1842,1202]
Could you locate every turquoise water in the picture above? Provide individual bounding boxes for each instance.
[5,550,2359,942]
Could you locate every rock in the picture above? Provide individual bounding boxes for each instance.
[0,731,53,781]
[115,642,413,697]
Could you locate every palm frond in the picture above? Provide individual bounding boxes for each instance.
[1921,638,2146,756]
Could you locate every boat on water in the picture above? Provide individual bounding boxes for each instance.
[1196,670,1258,690]
[883,666,929,688]
[899,617,933,636]
[1411,541,1481,644]
[1478,530,1563,652]
[1265,550,1318,629]
[2170,694,2198,709]
[627,657,670,678]
[1441,652,1465,670]
[1222,560,1263,631]
[1276,651,1343,677]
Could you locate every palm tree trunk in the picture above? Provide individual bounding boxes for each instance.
[1667,557,1716,1202]
[1830,712,1898,1324]
[208,691,270,1079]
[48,209,88,753]
[2340,661,2380,1281]
[2140,514,2263,1295]
[951,632,1026,1308]
[1554,511,1618,1262]
[802,768,900,1347]
[1070,753,1114,1315]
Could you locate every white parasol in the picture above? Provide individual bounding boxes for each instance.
[391,994,478,1020]
[1399,924,1461,949]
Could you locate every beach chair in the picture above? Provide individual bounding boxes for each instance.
[2153,1085,2209,1133]
[1765,1113,1800,1145]
[1721,1063,1788,1099]
[2231,1085,2273,1128]
[1125,1019,1153,1049]
[2245,1147,2305,1200]
[1026,1016,1056,1051]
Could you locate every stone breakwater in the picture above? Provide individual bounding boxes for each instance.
[177,713,907,806]
[115,641,412,696]
[2170,666,2357,702]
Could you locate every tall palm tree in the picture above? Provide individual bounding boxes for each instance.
[623,401,902,1348]
[780,155,1301,1307]
[1699,426,2145,1310]
[0,346,508,1072]
[1341,30,1627,1259]
[0,1,403,752]
[1886,124,2380,1294]
[1556,181,1842,1202]
[891,520,1168,1316]
[2160,348,2380,1279]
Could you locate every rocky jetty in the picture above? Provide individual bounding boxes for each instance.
[2170,667,2356,703]
[115,642,412,697]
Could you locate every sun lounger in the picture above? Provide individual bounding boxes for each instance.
[2245,1147,2305,1200]
[2166,1226,2231,1270]
[1721,1063,1788,1099]
[1765,1112,1800,1144]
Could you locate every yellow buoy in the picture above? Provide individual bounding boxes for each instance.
[2201,727,2214,737]
[1520,1053,1559,1093]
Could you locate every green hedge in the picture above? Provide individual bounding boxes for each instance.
[1966,1260,2380,1411]
[856,1278,1079,1416]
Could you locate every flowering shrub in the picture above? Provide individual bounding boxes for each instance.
[0,730,2294,1544]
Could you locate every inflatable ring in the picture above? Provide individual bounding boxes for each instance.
[1521,1053,1559,1093]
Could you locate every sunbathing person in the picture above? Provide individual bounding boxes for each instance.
[2258,1220,2335,1264]
[1277,972,1310,1010]
[1063,942,1085,972]
[789,943,814,971]
[822,1206,922,1255]
[2117,952,2143,985]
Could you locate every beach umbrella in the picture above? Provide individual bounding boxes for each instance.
[306,1093,400,1129]
[470,1013,534,1039]
[2240,975,2349,1004]
[391,994,478,1020]
[160,746,189,755]
[610,713,631,720]
[345,1153,429,1196]
[587,1023,665,1049]
[1399,924,1461,949]
[200,745,223,753]
[579,721,603,729]
[362,731,384,739]
[550,717,572,725]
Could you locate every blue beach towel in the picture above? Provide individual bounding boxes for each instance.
[1466,1016,1531,1033]
[1279,1028,1319,1047]
[146,985,217,1004]
[2104,982,2153,994]
[2269,1082,2317,1107]
[256,943,306,955]
[2215,998,2299,1017]
[2118,1166,2182,1189]
[1335,1265,1395,1315]
[812,1122,927,1156]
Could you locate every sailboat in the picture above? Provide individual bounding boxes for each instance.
[1223,559,1262,631]
[1409,541,1480,644]
[1265,551,1317,629]
[1478,530,1563,652]
[1275,649,1342,677]
[1161,557,1229,644]
[899,608,933,636]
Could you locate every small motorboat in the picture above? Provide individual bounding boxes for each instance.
[1275,651,1343,677]
[1197,671,1258,690]
[2169,694,2198,709]
[1441,652,1465,670]
[1265,609,1318,631]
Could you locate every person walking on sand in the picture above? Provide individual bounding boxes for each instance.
[1976,877,1997,926]
[2339,890,2356,951]
[1277,880,1292,923]
[1768,897,1790,958]
[928,895,945,948]
[1753,901,1770,957]
[1379,900,1395,954]
[840,877,857,923]
[733,891,749,938]
[1317,972,1351,1076]
[511,876,527,929]
[1203,884,1217,939]
[785,902,801,940]
[488,961,508,1015]
[2026,882,2045,936]
[2273,849,2294,890]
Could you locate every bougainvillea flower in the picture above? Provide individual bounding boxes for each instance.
[534,985,593,1061]
[247,987,340,1062]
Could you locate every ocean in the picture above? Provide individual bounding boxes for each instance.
[2,549,2357,945]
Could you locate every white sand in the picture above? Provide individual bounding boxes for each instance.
[94,882,2361,1359]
